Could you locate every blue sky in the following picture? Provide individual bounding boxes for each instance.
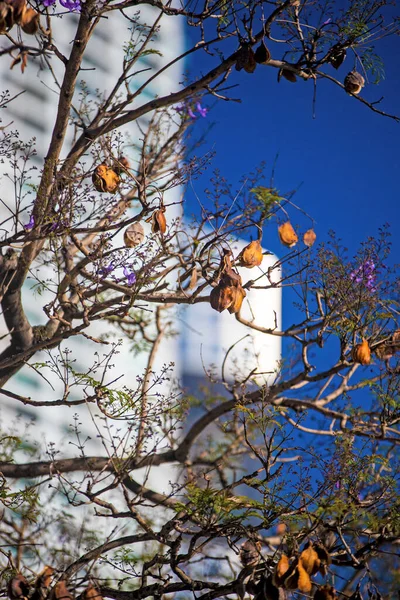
[184,17,399,336]
[186,26,399,264]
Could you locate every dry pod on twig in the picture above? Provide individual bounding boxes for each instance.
[228,285,246,314]
[124,222,145,247]
[235,45,256,73]
[296,561,312,593]
[113,155,130,176]
[314,543,331,576]
[92,164,120,193]
[280,68,297,83]
[330,47,346,69]
[50,582,73,600]
[344,70,365,95]
[237,239,263,268]
[352,339,371,365]
[239,540,261,568]
[278,222,298,248]
[273,554,290,586]
[210,283,235,313]
[254,40,271,64]
[299,542,320,576]
[7,575,30,600]
[303,229,316,247]
[31,566,55,600]
[151,207,167,234]
[83,585,103,600]
[314,585,336,600]
[20,5,39,33]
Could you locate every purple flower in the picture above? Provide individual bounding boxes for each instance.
[123,267,136,286]
[322,17,332,25]
[175,101,208,120]
[42,0,80,10]
[350,259,377,293]
[99,262,115,278]
[196,102,207,117]
[24,215,35,231]
[59,0,81,10]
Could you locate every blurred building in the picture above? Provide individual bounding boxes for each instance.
[0,9,281,478]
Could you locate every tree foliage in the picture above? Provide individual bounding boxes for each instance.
[0,1,399,599]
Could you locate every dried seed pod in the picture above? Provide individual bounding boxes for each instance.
[278,222,298,248]
[352,339,371,365]
[92,164,120,193]
[228,285,246,314]
[11,0,26,22]
[7,575,30,600]
[210,284,235,313]
[235,45,256,73]
[254,40,271,64]
[49,582,73,600]
[83,585,103,600]
[31,567,55,600]
[151,207,167,234]
[281,68,297,83]
[20,5,38,33]
[0,1,15,31]
[124,222,145,247]
[299,542,320,576]
[273,554,290,586]
[297,560,312,593]
[330,47,346,69]
[314,543,331,576]
[314,585,336,600]
[344,70,365,95]
[237,240,263,268]
[239,540,261,568]
[303,229,316,247]
[113,155,130,175]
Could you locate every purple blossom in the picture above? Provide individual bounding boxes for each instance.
[322,17,332,25]
[123,267,136,286]
[350,259,377,293]
[176,101,208,120]
[98,262,115,278]
[42,0,81,10]
[24,215,35,231]
[196,102,208,118]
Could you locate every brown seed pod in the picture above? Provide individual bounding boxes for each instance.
[210,284,235,313]
[20,5,38,33]
[314,585,337,600]
[296,560,312,593]
[237,240,263,268]
[330,47,346,69]
[92,164,120,193]
[278,222,298,248]
[281,68,297,83]
[273,554,290,586]
[314,543,331,576]
[49,582,73,600]
[239,540,261,568]
[344,70,365,95]
[151,207,167,234]
[124,222,145,247]
[31,567,55,600]
[113,155,130,176]
[7,574,30,600]
[0,0,15,32]
[303,229,317,247]
[83,585,103,600]
[352,339,371,365]
[228,285,246,314]
[235,45,256,73]
[254,40,271,64]
[299,542,320,576]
